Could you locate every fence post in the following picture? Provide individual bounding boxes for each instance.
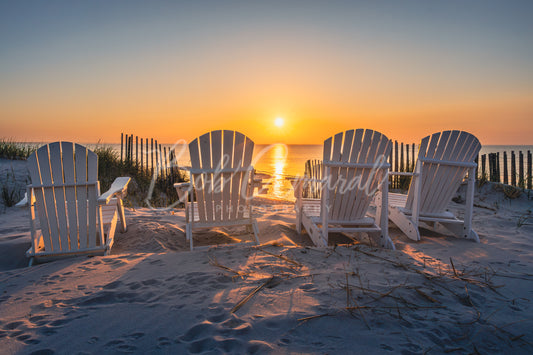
[488,153,495,181]
[400,143,404,173]
[519,151,524,188]
[140,138,144,172]
[411,143,415,171]
[511,151,516,186]
[394,141,399,188]
[475,155,479,180]
[163,146,168,181]
[388,147,392,187]
[503,151,508,185]
[496,152,502,182]
[406,144,410,173]
[481,154,486,180]
[527,150,532,190]
[151,138,154,175]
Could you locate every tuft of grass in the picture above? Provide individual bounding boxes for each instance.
[503,185,522,199]
[0,139,37,160]
[0,167,29,209]
[1,185,20,207]
[517,210,531,228]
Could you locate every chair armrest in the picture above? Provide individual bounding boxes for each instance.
[252,177,268,195]
[174,182,191,202]
[15,192,28,208]
[389,171,416,177]
[98,177,131,205]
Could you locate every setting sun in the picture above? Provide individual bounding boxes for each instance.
[274,117,285,127]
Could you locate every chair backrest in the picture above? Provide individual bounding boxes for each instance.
[322,129,391,221]
[189,130,255,223]
[28,142,102,253]
[405,130,481,214]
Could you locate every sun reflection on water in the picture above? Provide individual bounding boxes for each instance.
[270,144,289,200]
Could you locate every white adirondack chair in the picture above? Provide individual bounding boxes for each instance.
[20,142,130,265]
[375,130,481,242]
[174,130,260,250]
[293,129,394,249]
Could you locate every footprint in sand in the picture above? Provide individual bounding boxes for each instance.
[102,280,123,290]
[157,336,172,348]
[28,349,55,355]
[104,339,137,353]
[298,283,318,293]
[179,321,216,342]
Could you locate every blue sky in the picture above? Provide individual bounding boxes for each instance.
[1,0,532,144]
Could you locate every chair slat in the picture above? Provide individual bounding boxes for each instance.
[332,129,354,220]
[432,132,480,213]
[347,129,373,220]
[27,152,53,252]
[200,132,214,222]
[211,130,223,222]
[339,129,364,219]
[86,148,98,248]
[62,142,79,250]
[231,132,245,220]
[325,132,344,220]
[49,142,69,251]
[424,130,459,212]
[38,145,62,252]
[189,138,206,222]
[75,144,89,249]
[237,136,254,219]
[419,131,450,212]
[222,130,234,220]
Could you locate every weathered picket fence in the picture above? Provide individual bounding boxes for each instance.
[389,143,531,190]
[477,150,532,189]
[120,133,183,186]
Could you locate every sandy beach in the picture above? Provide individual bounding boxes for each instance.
[0,158,532,354]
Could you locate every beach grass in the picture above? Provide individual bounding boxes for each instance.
[94,145,186,208]
[0,139,37,160]
[0,140,186,209]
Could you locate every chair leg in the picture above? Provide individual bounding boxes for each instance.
[439,222,480,243]
[186,224,193,250]
[468,229,480,243]
[252,220,260,245]
[389,207,420,241]
[117,198,127,232]
[295,202,303,234]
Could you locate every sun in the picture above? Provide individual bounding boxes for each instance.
[274,117,284,127]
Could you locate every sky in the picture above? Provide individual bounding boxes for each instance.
[1,0,532,145]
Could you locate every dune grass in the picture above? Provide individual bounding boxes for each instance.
[0,141,186,209]
[94,145,186,208]
[0,139,37,160]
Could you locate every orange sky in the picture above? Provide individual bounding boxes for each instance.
[1,1,532,145]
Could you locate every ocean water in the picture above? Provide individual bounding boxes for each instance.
[132,143,531,200]
[14,142,533,200]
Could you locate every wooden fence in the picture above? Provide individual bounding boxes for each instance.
[389,141,416,190]
[121,133,531,192]
[478,150,532,189]
[389,142,531,190]
[120,133,183,185]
